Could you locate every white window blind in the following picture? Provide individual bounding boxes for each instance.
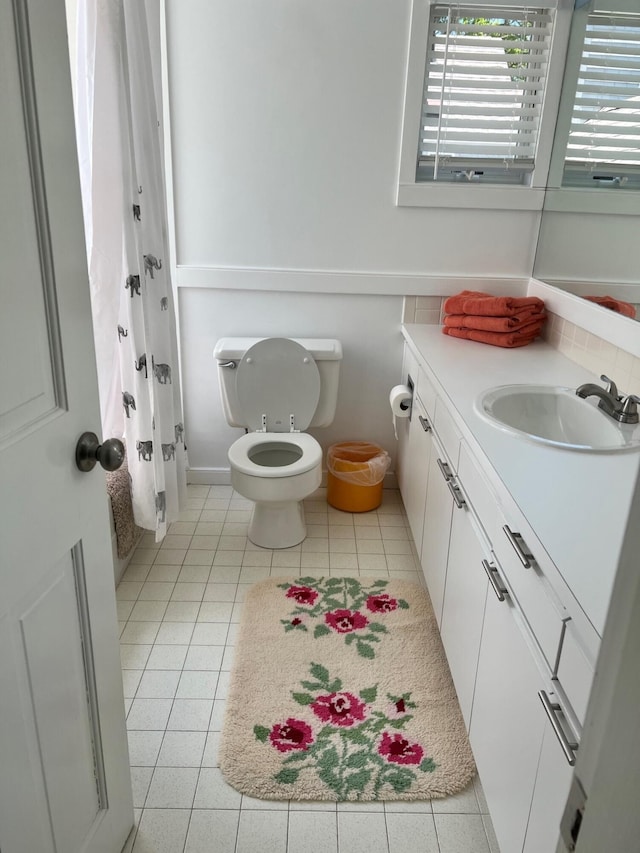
[563,12,640,191]
[418,4,553,184]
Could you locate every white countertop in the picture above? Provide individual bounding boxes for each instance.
[402,324,640,636]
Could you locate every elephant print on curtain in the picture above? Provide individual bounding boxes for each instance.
[75,0,187,539]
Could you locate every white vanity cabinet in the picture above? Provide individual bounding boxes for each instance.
[420,434,455,626]
[396,334,597,853]
[439,493,489,728]
[396,349,433,553]
[522,718,574,853]
[397,391,432,553]
[469,588,550,853]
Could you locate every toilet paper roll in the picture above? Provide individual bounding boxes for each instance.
[389,384,413,418]
[389,384,412,440]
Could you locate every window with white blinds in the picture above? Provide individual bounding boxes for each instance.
[562,12,640,191]
[418,4,554,184]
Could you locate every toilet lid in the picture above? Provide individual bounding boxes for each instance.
[236,338,321,432]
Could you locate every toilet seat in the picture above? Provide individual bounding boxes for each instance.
[236,338,321,432]
[229,432,322,478]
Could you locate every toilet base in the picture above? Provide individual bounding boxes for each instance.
[248,500,306,549]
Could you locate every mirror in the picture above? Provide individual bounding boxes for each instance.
[533,0,640,325]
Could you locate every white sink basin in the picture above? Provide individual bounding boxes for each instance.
[476,385,640,452]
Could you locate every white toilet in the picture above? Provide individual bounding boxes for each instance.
[214,337,342,549]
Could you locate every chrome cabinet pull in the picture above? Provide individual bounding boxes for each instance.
[437,457,452,481]
[503,524,532,568]
[538,691,579,766]
[418,415,431,432]
[481,559,508,602]
[447,479,466,509]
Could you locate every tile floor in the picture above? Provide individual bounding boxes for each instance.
[117,485,500,853]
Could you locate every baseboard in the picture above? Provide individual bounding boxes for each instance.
[187,467,233,485]
[187,467,398,490]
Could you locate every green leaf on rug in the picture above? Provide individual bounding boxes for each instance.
[300,680,325,691]
[356,641,375,659]
[341,728,370,745]
[292,692,315,705]
[345,751,369,769]
[391,715,413,729]
[371,579,389,587]
[327,679,343,692]
[359,685,378,703]
[323,597,345,610]
[344,633,356,644]
[345,768,372,791]
[275,768,300,784]
[398,599,410,609]
[317,745,339,769]
[299,576,319,585]
[419,757,437,773]
[386,769,414,793]
[283,750,310,763]
[316,725,333,740]
[368,623,388,634]
[253,725,270,742]
[314,624,331,638]
[318,766,340,790]
[309,663,330,684]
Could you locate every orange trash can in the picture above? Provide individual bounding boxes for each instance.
[326,442,391,512]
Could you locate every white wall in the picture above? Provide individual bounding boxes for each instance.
[164,0,543,480]
[165,0,540,277]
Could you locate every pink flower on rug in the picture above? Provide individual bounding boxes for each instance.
[310,692,368,727]
[286,585,319,606]
[365,593,398,614]
[325,609,369,633]
[378,732,424,765]
[269,718,314,752]
[387,698,408,719]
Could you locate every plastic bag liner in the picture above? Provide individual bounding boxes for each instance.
[326,442,391,486]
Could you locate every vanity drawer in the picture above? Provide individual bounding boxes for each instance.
[402,347,419,404]
[492,517,566,669]
[556,622,595,726]
[433,396,461,469]
[456,443,497,541]
[417,369,437,420]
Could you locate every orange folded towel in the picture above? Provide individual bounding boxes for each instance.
[442,290,492,314]
[442,324,544,348]
[443,290,545,317]
[443,311,547,333]
[584,295,636,319]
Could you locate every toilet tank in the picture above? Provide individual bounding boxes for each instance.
[214,337,342,429]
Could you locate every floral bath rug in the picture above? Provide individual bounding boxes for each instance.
[219,576,475,801]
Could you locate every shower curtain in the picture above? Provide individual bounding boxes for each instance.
[74,0,186,538]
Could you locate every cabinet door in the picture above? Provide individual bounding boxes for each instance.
[440,506,489,729]
[421,442,455,626]
[470,591,546,853]
[523,718,574,853]
[398,394,433,552]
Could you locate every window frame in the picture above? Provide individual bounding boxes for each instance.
[397,0,574,210]
[544,0,640,216]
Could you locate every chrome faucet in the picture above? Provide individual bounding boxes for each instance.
[576,374,640,424]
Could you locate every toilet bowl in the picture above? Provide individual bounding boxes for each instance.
[229,432,323,548]
[214,336,342,549]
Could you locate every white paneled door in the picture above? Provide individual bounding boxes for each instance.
[0,2,133,852]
